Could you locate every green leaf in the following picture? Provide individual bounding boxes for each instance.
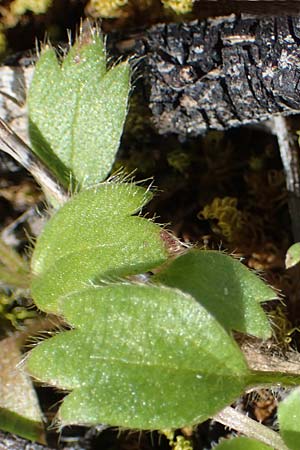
[27,284,251,429]
[28,31,130,188]
[278,388,300,450]
[154,250,275,339]
[214,437,273,450]
[31,183,169,313]
[0,336,45,443]
[285,243,300,269]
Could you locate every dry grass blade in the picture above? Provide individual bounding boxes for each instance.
[0,118,68,206]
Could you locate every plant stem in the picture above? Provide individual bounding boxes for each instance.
[214,406,288,450]
[271,116,300,241]
[250,370,300,387]
[215,368,300,449]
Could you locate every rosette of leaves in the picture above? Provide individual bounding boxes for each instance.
[27,182,278,430]
[27,184,284,429]
[27,183,273,429]
[23,26,296,434]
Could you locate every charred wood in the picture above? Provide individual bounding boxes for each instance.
[194,1,300,18]
[134,15,300,136]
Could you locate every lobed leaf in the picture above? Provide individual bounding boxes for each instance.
[31,183,169,313]
[154,250,275,339]
[27,284,251,429]
[28,31,130,188]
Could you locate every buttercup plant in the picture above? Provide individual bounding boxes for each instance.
[2,24,300,449]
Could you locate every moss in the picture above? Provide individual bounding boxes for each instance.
[86,0,193,19]
[10,0,53,16]
[0,0,53,39]
[86,0,129,18]
[0,292,36,331]
[162,0,194,14]
[199,197,245,243]
[167,149,191,174]
[0,29,7,55]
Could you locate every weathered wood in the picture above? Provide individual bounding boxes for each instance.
[136,15,300,136]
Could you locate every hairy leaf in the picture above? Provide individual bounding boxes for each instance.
[27,284,251,429]
[28,30,130,188]
[278,388,300,450]
[31,183,169,313]
[154,250,275,338]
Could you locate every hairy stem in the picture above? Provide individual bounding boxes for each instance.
[250,370,300,387]
[214,406,288,450]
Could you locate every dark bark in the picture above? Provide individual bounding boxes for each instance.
[4,15,300,139]
[194,1,300,18]
[134,15,300,136]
